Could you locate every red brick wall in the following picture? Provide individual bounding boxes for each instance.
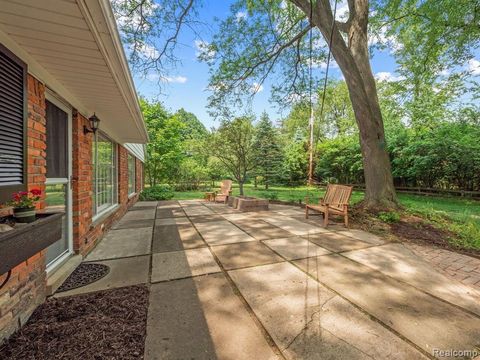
[0,75,47,341]
[118,146,129,204]
[26,75,46,209]
[71,111,94,254]
[1,74,145,343]
[72,139,140,256]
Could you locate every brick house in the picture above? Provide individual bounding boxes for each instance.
[0,0,148,341]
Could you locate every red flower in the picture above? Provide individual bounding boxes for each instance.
[19,191,28,196]
[30,189,41,196]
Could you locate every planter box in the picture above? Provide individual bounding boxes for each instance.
[230,196,269,212]
[0,213,63,275]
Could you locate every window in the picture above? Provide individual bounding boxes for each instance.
[0,43,27,203]
[128,153,136,195]
[92,133,117,215]
[46,100,68,178]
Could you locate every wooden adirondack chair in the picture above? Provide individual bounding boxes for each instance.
[215,180,233,203]
[305,184,353,227]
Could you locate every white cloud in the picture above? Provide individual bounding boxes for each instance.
[368,27,403,53]
[251,82,264,93]
[194,40,216,61]
[164,76,187,84]
[137,43,159,59]
[145,73,187,84]
[468,58,480,75]
[375,72,405,82]
[335,1,349,21]
[235,11,247,22]
[312,59,339,70]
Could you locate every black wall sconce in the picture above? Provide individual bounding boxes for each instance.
[84,113,100,135]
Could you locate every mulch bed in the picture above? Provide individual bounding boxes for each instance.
[0,285,149,360]
[390,215,480,259]
[57,263,110,293]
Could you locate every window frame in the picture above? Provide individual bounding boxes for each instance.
[0,43,28,203]
[127,153,136,196]
[92,131,118,219]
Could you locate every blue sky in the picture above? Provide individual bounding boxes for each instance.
[130,1,477,129]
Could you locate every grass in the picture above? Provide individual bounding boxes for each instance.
[172,182,480,250]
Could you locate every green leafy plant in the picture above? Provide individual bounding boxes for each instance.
[262,192,279,201]
[378,211,401,223]
[6,189,42,209]
[140,184,174,201]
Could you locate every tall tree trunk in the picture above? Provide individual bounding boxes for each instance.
[238,180,244,195]
[292,0,398,209]
[254,176,258,189]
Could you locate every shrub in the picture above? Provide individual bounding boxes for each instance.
[140,184,174,201]
[262,191,279,200]
[378,211,401,223]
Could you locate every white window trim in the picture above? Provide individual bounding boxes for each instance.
[92,131,118,220]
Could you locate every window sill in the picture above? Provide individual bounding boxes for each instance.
[128,192,137,199]
[91,204,120,228]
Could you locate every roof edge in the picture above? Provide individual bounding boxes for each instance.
[77,0,149,143]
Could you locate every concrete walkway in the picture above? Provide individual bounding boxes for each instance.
[59,200,480,359]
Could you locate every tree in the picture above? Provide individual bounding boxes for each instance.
[198,1,397,209]
[140,98,185,186]
[252,112,283,189]
[114,0,480,208]
[209,117,256,195]
[282,129,309,185]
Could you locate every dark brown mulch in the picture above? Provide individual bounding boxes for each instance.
[0,285,149,360]
[57,263,110,293]
[390,215,480,259]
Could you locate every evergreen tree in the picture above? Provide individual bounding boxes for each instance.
[252,112,283,190]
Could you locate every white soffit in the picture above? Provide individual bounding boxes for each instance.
[0,0,148,144]
[124,143,145,163]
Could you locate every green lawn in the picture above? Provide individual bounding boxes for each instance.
[173,183,480,249]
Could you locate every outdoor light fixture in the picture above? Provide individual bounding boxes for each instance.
[84,113,100,135]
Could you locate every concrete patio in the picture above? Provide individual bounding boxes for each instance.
[58,200,480,359]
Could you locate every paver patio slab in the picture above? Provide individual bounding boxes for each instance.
[232,220,293,240]
[293,254,480,357]
[261,215,326,236]
[121,208,156,221]
[189,214,225,223]
[112,218,155,230]
[343,243,480,316]
[178,200,204,207]
[271,208,305,217]
[195,220,256,245]
[151,248,220,282]
[155,217,191,226]
[263,237,331,260]
[336,229,384,245]
[203,203,230,213]
[133,201,158,208]
[183,205,215,216]
[229,262,426,359]
[86,227,152,261]
[145,274,279,360]
[211,241,284,270]
[221,213,254,222]
[145,277,217,359]
[157,202,181,209]
[152,224,205,252]
[305,232,373,252]
[156,208,186,218]
[56,256,150,297]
